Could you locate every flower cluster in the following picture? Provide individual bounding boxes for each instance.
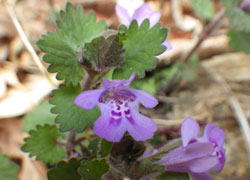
[159,118,226,180]
[75,74,158,142]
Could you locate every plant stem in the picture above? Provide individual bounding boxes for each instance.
[78,143,91,158]
[163,8,225,94]
[182,8,225,62]
[139,138,182,161]
[75,137,86,145]
[66,130,76,158]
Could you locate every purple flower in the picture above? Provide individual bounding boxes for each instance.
[240,0,250,12]
[159,118,226,180]
[115,2,172,50]
[74,74,158,142]
[116,3,161,28]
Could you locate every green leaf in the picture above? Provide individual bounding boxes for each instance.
[48,159,81,180]
[191,0,215,19]
[88,138,100,156]
[113,20,168,79]
[50,84,100,132]
[37,3,107,85]
[78,159,109,180]
[140,161,165,171]
[228,30,250,53]
[84,34,124,71]
[131,78,157,95]
[0,155,19,180]
[223,0,250,32]
[22,100,56,132]
[21,124,66,163]
[156,172,190,180]
[99,139,113,157]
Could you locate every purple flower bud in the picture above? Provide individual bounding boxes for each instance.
[74,74,158,142]
[115,2,172,50]
[240,0,250,12]
[159,118,226,180]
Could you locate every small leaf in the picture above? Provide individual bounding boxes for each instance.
[99,139,113,157]
[228,30,250,53]
[50,84,100,133]
[83,34,124,71]
[78,159,109,180]
[191,0,215,19]
[22,100,56,132]
[21,124,66,163]
[156,172,190,180]
[37,3,107,85]
[0,155,19,180]
[48,159,81,180]
[223,0,250,32]
[113,20,168,79]
[88,138,113,157]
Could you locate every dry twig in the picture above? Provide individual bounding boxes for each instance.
[203,65,250,155]
[157,92,229,104]
[5,3,57,88]
[182,8,225,62]
[153,112,209,127]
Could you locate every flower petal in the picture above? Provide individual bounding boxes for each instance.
[191,173,214,180]
[126,102,157,141]
[202,124,225,147]
[214,147,226,172]
[115,4,131,26]
[93,103,126,142]
[162,40,173,50]
[102,73,135,89]
[148,11,161,27]
[214,162,224,173]
[132,3,160,26]
[181,117,200,146]
[188,156,218,173]
[128,88,158,108]
[74,89,104,110]
[159,142,214,166]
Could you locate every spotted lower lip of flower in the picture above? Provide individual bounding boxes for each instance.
[159,117,226,180]
[74,74,158,142]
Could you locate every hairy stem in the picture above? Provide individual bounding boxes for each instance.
[66,130,76,158]
[139,138,182,161]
